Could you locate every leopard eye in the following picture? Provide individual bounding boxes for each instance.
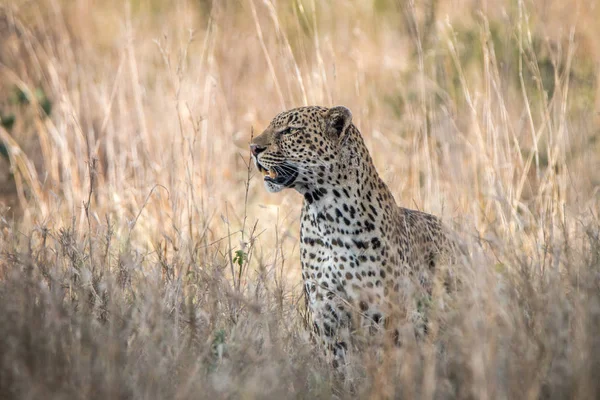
[279,126,303,135]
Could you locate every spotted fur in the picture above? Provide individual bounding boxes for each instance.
[250,106,456,367]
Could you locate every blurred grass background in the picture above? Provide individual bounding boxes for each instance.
[0,0,599,398]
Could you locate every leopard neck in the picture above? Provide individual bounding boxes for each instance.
[300,127,398,233]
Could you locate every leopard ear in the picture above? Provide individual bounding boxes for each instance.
[325,106,352,142]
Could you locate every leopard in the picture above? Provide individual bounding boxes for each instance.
[250,105,457,369]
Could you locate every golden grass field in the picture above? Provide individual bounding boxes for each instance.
[1,0,599,398]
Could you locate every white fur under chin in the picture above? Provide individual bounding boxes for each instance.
[264,180,284,193]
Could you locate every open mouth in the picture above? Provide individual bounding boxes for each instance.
[256,161,298,187]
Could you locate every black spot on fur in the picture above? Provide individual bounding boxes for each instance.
[372,313,382,324]
[352,240,368,249]
[371,237,381,249]
[324,323,334,337]
[359,301,368,312]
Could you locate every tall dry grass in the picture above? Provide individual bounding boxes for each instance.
[0,0,599,398]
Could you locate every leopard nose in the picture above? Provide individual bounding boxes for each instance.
[250,144,266,156]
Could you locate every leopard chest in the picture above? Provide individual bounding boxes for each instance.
[299,202,388,312]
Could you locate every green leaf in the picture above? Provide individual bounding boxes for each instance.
[232,249,247,267]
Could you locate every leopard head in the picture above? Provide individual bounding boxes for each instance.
[250,105,354,193]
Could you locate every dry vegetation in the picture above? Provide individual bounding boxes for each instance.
[0,0,599,398]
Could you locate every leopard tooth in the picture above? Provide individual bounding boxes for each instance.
[269,169,278,179]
